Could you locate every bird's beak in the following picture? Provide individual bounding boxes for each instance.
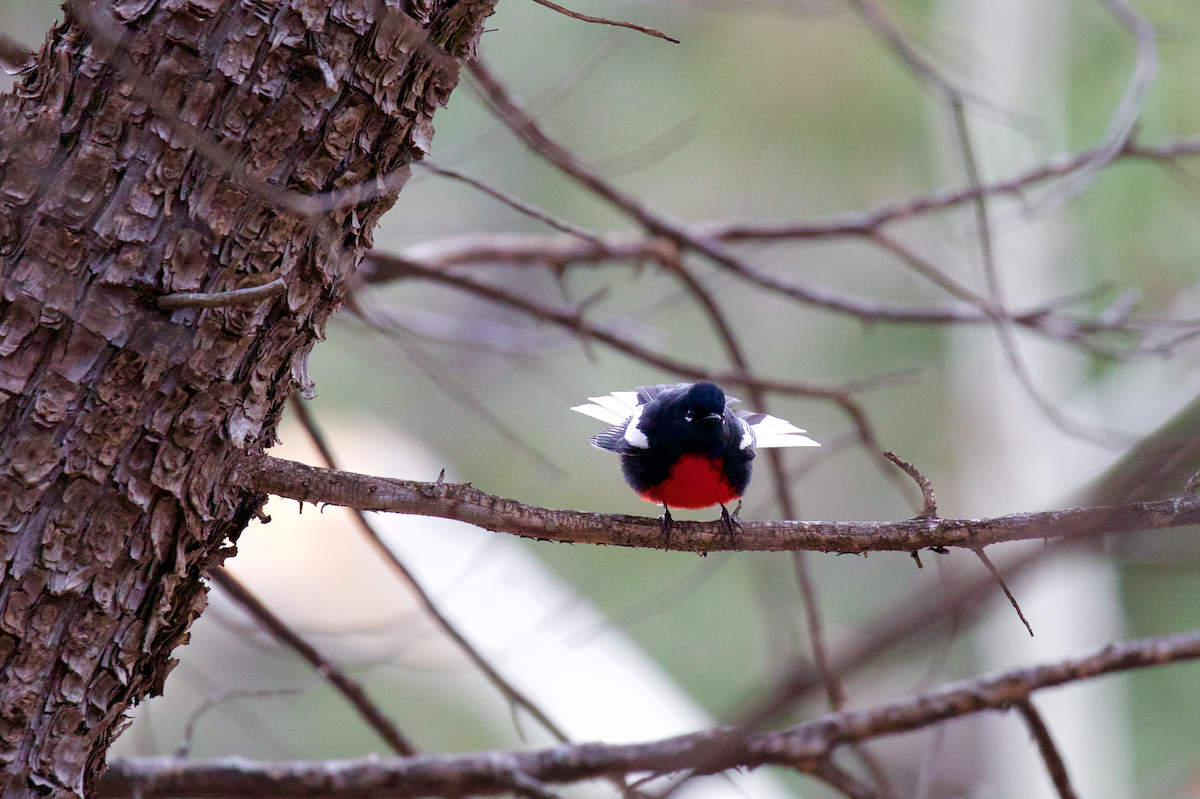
[703,412,722,422]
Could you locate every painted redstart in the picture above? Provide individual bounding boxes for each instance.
[572,382,819,532]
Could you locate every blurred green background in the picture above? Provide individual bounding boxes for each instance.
[7,0,1200,796]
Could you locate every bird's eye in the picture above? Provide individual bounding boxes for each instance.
[685,411,694,423]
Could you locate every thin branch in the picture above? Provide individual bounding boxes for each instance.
[287,399,572,744]
[704,137,1200,244]
[100,628,1200,798]
[357,223,1168,350]
[953,93,1126,446]
[157,279,287,310]
[244,454,1200,554]
[648,242,855,723]
[972,548,1033,637]
[792,552,843,709]
[341,301,566,475]
[420,162,605,244]
[362,251,876,405]
[527,0,679,43]
[173,681,321,758]
[1033,0,1158,210]
[744,538,1071,730]
[864,229,996,311]
[883,452,937,518]
[209,568,419,755]
[1013,698,1079,799]
[460,55,991,381]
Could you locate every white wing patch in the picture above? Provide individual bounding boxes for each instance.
[738,417,754,450]
[570,391,640,425]
[622,405,649,449]
[750,414,820,448]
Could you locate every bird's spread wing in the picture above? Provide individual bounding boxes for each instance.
[740,412,820,448]
[588,425,631,452]
[572,391,650,452]
[570,391,641,425]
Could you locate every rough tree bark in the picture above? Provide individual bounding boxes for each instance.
[0,0,495,794]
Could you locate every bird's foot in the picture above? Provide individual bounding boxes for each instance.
[719,501,743,537]
[659,507,675,550]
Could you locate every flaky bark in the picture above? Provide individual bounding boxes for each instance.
[0,0,495,795]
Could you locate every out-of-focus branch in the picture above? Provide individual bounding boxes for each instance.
[0,31,32,72]
[527,0,679,43]
[357,134,1200,348]
[245,454,1200,554]
[287,399,571,743]
[99,628,1200,798]
[1014,699,1079,799]
[361,251,884,404]
[460,57,1019,354]
[209,568,419,756]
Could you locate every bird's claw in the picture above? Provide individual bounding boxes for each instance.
[660,507,675,550]
[719,502,743,537]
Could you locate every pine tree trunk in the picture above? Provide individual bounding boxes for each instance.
[0,0,494,794]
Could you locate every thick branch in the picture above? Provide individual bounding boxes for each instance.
[246,455,1200,554]
[100,628,1200,797]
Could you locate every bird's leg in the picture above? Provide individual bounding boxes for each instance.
[660,506,674,550]
[719,501,743,537]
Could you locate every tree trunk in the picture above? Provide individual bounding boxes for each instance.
[0,0,494,794]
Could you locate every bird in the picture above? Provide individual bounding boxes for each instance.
[571,381,819,534]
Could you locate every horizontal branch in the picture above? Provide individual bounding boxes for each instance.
[245,455,1200,554]
[101,628,1200,797]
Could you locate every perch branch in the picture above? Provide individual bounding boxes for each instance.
[245,455,1200,554]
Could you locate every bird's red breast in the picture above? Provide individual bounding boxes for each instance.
[638,453,741,509]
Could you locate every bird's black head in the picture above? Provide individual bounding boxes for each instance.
[682,382,726,424]
[643,381,729,454]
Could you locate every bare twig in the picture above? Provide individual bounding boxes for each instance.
[340,302,566,475]
[883,452,937,519]
[420,162,605,244]
[173,681,321,758]
[527,0,679,43]
[209,568,419,755]
[972,548,1034,637]
[951,92,1125,446]
[157,279,287,310]
[792,552,843,709]
[362,251,873,404]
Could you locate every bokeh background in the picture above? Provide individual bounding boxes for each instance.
[6,0,1200,796]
